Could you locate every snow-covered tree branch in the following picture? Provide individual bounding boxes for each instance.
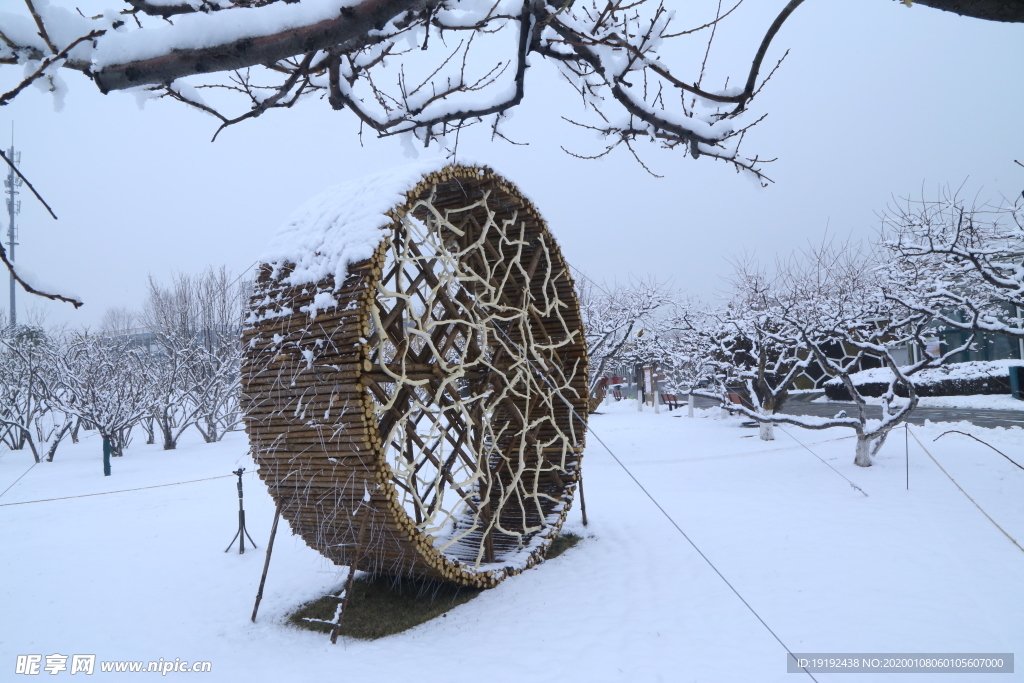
[881,188,1024,341]
[0,0,814,179]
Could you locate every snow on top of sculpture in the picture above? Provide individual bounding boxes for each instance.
[262,159,481,290]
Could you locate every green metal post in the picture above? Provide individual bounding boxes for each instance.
[103,437,111,476]
[1009,366,1023,401]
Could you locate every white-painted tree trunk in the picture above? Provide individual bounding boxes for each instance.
[854,435,873,467]
[654,390,660,414]
[688,391,694,418]
[758,407,775,440]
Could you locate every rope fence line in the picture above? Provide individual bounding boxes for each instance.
[476,310,819,681]
[778,426,868,497]
[0,460,38,500]
[906,426,1024,555]
[0,471,249,508]
[581,423,820,683]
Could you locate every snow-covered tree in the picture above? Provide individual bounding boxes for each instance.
[881,188,1024,341]
[726,243,969,466]
[0,324,54,461]
[50,333,151,458]
[703,262,808,440]
[629,319,722,412]
[578,276,672,400]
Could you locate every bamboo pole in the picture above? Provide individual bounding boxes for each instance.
[251,503,282,622]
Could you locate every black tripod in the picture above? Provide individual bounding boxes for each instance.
[225,468,258,554]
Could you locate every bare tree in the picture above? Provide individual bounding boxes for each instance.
[99,306,137,337]
[881,187,1024,341]
[142,267,248,444]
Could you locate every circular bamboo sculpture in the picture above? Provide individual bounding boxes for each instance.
[241,164,589,588]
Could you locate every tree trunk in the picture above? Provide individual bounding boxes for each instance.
[159,418,177,450]
[142,416,155,445]
[854,435,873,467]
[25,434,40,463]
[45,420,73,462]
[759,420,775,441]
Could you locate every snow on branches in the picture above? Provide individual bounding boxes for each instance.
[681,242,972,464]
[578,275,672,396]
[0,322,74,462]
[743,243,972,464]
[700,260,807,441]
[881,187,1024,341]
[0,0,805,179]
[0,268,249,466]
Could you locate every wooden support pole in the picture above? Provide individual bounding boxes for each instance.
[251,503,282,623]
[330,563,359,645]
[578,473,588,527]
[330,507,371,644]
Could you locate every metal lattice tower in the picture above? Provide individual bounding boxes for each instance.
[4,127,21,326]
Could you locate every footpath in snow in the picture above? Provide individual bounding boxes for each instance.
[1,402,1022,682]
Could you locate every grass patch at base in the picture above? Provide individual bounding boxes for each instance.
[546,531,582,559]
[289,575,482,640]
[288,533,585,640]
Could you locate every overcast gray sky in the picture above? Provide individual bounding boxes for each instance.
[2,0,1022,328]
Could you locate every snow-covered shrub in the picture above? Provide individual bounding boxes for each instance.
[824,359,1020,400]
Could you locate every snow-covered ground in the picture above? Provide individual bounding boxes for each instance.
[2,403,1022,682]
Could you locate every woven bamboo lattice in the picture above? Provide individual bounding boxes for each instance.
[241,165,589,588]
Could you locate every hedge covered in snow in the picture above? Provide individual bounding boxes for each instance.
[823,360,1021,400]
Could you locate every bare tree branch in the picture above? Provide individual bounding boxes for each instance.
[0,244,83,309]
[0,149,58,220]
